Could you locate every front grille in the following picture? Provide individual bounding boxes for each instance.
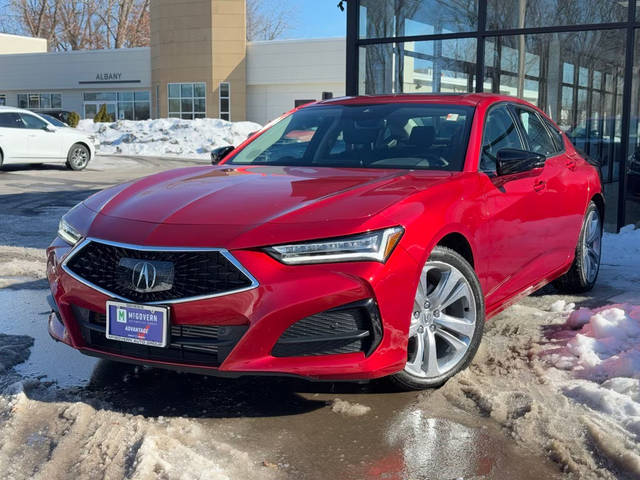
[72,306,247,367]
[65,240,255,303]
[272,299,383,357]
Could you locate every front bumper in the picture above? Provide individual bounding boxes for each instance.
[46,236,419,381]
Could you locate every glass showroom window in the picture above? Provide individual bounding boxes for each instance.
[359,0,478,38]
[219,82,230,121]
[168,83,206,119]
[17,93,62,110]
[359,38,477,94]
[483,29,626,188]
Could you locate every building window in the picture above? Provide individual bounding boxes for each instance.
[0,94,5,106]
[17,93,62,110]
[168,82,206,119]
[82,91,151,120]
[219,82,230,121]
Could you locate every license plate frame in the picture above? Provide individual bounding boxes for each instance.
[105,300,169,348]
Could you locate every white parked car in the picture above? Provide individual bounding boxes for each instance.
[0,106,95,170]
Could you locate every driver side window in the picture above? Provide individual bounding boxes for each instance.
[20,113,48,130]
[481,105,523,174]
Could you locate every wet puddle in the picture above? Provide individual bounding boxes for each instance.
[1,287,561,479]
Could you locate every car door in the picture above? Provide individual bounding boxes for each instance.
[512,107,587,273]
[0,112,28,160]
[479,104,551,308]
[18,112,63,160]
[532,110,588,265]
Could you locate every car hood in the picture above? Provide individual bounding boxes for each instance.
[82,165,455,248]
[56,127,91,142]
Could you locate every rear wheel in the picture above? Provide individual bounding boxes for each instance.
[391,246,485,390]
[553,202,602,293]
[67,143,90,170]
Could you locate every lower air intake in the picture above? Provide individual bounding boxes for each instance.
[272,299,382,357]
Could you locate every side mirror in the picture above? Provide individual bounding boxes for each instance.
[211,145,234,165]
[44,124,56,132]
[496,148,546,176]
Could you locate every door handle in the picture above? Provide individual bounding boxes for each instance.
[533,179,546,192]
[566,159,577,171]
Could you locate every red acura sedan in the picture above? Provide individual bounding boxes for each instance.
[46,94,603,390]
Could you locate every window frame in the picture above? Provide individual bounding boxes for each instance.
[219,82,230,121]
[82,91,151,120]
[17,92,62,110]
[168,82,206,120]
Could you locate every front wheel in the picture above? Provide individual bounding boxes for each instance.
[391,246,485,390]
[553,202,602,293]
[66,143,90,171]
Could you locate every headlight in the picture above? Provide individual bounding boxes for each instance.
[57,218,82,246]
[266,227,404,265]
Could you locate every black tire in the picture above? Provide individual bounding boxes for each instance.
[553,202,602,293]
[390,246,485,391]
[66,143,90,171]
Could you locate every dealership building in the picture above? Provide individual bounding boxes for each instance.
[0,2,344,126]
[1,0,640,229]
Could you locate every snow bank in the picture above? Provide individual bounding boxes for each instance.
[544,225,640,454]
[556,305,640,380]
[602,224,640,266]
[77,118,262,159]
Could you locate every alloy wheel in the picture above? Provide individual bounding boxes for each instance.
[404,261,477,379]
[582,208,601,284]
[70,146,89,169]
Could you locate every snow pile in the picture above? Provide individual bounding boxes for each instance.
[543,225,640,453]
[330,398,371,417]
[77,118,262,159]
[548,304,640,442]
[555,305,640,380]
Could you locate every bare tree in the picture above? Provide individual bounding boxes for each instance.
[6,0,150,50]
[246,0,297,41]
[97,0,149,48]
[10,0,61,45]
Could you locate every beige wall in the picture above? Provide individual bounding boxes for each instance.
[150,0,246,120]
[0,33,47,55]
[212,0,246,121]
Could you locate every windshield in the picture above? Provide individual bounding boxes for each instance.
[39,113,67,127]
[227,103,474,171]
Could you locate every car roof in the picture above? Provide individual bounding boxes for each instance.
[311,93,523,108]
[0,105,35,114]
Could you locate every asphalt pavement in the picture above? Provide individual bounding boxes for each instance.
[0,156,563,479]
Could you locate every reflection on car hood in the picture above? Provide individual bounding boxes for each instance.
[83,165,455,247]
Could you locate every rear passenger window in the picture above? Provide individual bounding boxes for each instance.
[516,108,557,156]
[0,112,24,128]
[480,105,523,174]
[543,118,564,152]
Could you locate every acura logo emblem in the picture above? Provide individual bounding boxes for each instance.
[132,262,157,291]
